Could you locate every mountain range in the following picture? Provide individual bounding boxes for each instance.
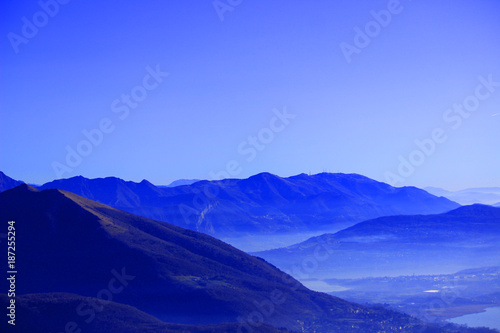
[253,205,500,279]
[425,186,500,206]
[0,171,460,237]
[0,184,451,332]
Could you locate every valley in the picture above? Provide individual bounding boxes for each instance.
[0,171,499,332]
[322,267,500,321]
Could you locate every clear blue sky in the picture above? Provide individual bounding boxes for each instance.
[1,0,499,190]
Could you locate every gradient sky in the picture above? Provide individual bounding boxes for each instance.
[1,0,499,190]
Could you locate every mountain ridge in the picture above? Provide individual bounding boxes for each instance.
[0,184,441,332]
[0,171,23,192]
[253,204,500,279]
[27,171,460,236]
[425,186,500,205]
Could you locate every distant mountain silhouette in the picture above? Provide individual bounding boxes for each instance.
[333,204,500,242]
[0,171,23,192]
[36,172,459,236]
[0,184,439,332]
[254,205,500,279]
[425,186,500,205]
[164,178,202,187]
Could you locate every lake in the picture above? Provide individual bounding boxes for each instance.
[448,306,500,331]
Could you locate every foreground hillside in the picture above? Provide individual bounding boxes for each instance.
[0,184,450,332]
[0,293,289,333]
[35,172,459,236]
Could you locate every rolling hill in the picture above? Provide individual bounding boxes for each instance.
[253,205,500,279]
[0,293,289,333]
[0,184,444,332]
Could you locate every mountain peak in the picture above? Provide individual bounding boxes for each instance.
[52,175,88,184]
[0,171,24,193]
[140,179,154,186]
[31,171,460,235]
[249,172,280,180]
[241,172,285,188]
[7,183,39,194]
[445,203,500,217]
[0,184,435,332]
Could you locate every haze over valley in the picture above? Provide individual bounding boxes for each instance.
[1,171,499,332]
[2,1,499,331]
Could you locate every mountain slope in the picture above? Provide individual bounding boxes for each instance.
[253,205,500,279]
[0,184,437,332]
[0,171,23,192]
[0,293,289,333]
[38,172,460,236]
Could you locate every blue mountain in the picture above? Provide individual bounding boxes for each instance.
[0,184,447,333]
[253,205,500,279]
[36,172,460,236]
[0,171,23,192]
